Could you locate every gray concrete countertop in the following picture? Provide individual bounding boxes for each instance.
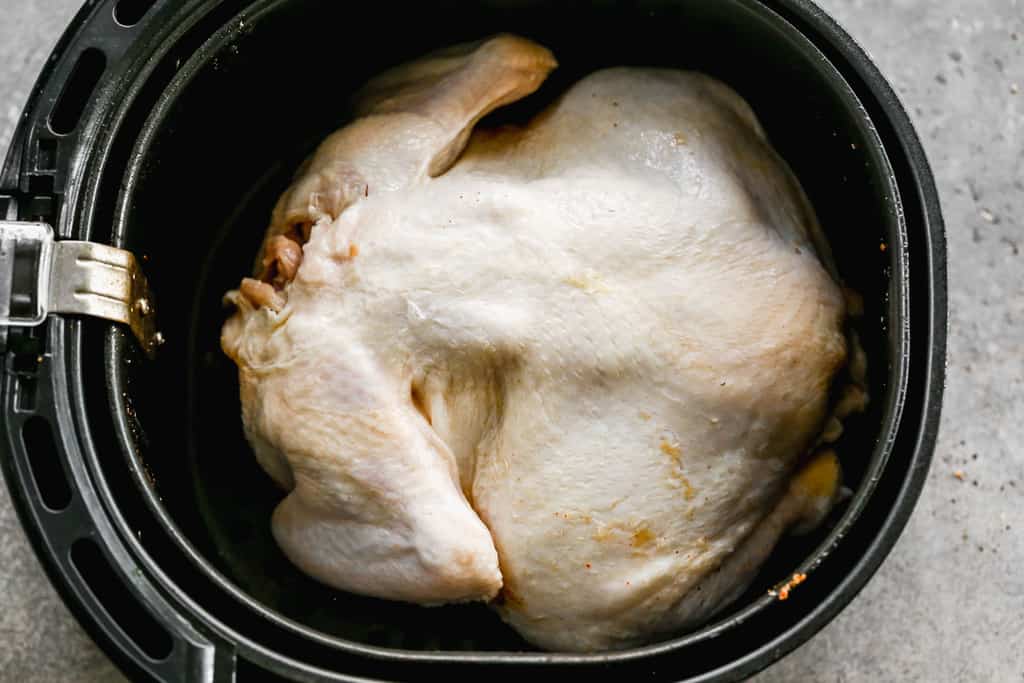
[1,1,1020,681]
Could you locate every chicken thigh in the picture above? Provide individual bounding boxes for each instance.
[221,34,862,652]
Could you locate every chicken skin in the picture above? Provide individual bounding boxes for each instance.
[222,34,860,652]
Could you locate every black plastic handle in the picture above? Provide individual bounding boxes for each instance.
[0,319,236,683]
[0,1,238,678]
[0,0,261,677]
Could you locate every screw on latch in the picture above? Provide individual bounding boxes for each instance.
[134,298,151,317]
[153,331,165,347]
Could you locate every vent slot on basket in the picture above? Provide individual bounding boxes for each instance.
[16,376,38,412]
[50,48,107,136]
[35,139,57,171]
[70,537,174,660]
[9,328,46,412]
[21,416,71,511]
[114,0,158,27]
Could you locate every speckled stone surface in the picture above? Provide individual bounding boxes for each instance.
[1,1,1021,681]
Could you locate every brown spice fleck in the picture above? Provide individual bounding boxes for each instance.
[660,439,696,499]
[953,470,965,481]
[631,528,655,548]
[775,572,807,601]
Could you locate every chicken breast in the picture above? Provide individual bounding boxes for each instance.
[221,34,863,652]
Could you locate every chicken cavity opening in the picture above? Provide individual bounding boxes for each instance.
[239,222,313,311]
[260,222,311,288]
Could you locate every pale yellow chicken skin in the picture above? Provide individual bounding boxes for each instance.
[222,35,858,652]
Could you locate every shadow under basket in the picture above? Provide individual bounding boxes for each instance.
[0,0,945,681]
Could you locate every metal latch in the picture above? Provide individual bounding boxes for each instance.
[0,221,162,358]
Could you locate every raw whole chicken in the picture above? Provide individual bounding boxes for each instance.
[221,34,866,652]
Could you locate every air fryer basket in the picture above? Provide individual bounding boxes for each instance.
[0,1,945,681]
